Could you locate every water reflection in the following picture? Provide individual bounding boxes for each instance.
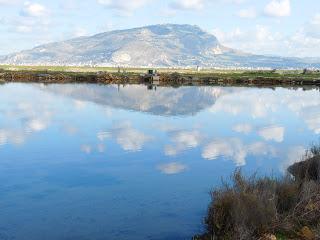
[157,162,188,175]
[0,83,319,240]
[39,84,228,116]
[202,138,276,166]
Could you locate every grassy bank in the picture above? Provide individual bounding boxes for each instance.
[1,66,320,87]
[195,144,320,240]
[1,64,320,76]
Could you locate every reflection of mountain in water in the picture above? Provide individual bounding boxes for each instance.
[39,84,230,116]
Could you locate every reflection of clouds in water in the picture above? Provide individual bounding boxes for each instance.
[0,129,26,146]
[81,144,92,154]
[299,106,320,134]
[258,125,285,143]
[80,144,105,154]
[165,130,202,156]
[233,123,253,134]
[0,93,54,147]
[62,124,78,135]
[97,131,111,141]
[113,124,152,152]
[280,146,306,173]
[26,119,49,132]
[210,89,320,134]
[73,100,87,110]
[39,84,232,116]
[202,138,276,167]
[157,162,188,175]
[97,143,105,153]
[210,91,274,118]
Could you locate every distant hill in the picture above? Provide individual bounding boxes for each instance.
[1,24,319,69]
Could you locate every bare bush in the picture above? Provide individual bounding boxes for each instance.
[196,153,320,239]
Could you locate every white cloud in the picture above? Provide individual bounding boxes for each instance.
[20,2,48,17]
[258,125,285,143]
[157,162,188,175]
[236,7,257,19]
[97,0,150,12]
[72,27,88,37]
[0,0,21,5]
[223,0,247,3]
[264,0,291,17]
[15,25,33,33]
[211,22,320,58]
[170,0,205,11]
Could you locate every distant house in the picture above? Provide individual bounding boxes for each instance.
[144,69,160,84]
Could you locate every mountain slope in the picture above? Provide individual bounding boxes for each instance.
[1,24,318,68]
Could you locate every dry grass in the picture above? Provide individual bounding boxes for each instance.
[195,146,320,240]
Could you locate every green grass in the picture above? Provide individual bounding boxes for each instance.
[1,65,320,84]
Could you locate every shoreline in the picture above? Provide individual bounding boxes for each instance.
[1,68,320,87]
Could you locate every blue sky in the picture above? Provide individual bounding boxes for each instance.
[0,0,320,57]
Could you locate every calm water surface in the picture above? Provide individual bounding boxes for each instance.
[0,83,319,240]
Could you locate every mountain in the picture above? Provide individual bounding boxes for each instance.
[1,24,319,69]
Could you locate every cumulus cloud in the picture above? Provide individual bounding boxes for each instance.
[157,162,188,175]
[20,2,48,17]
[97,0,150,12]
[0,0,21,5]
[170,0,205,11]
[212,15,320,58]
[236,7,257,19]
[223,0,247,3]
[212,25,286,56]
[264,0,291,17]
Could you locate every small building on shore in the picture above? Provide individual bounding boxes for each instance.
[142,69,160,84]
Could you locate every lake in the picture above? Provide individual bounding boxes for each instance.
[0,83,319,240]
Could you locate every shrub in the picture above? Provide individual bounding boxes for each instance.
[196,149,320,240]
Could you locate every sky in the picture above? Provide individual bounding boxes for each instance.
[0,0,320,57]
